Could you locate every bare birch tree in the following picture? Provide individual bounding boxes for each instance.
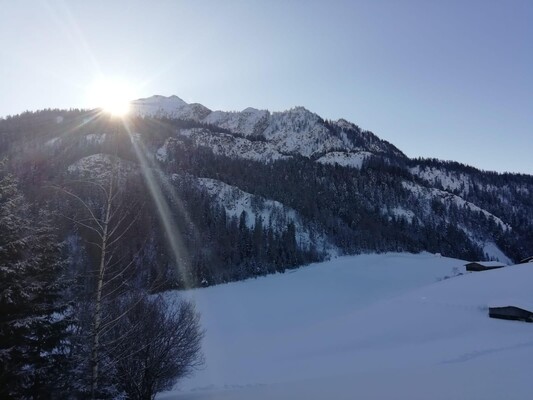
[56,153,204,399]
[54,157,143,398]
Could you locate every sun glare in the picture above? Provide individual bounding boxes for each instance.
[87,78,135,116]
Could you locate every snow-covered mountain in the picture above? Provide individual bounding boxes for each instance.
[132,95,403,162]
[131,95,211,120]
[1,96,532,288]
[134,97,530,262]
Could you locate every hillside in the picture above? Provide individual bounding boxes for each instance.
[160,253,533,400]
[0,98,532,289]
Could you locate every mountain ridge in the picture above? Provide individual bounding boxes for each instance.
[131,94,405,162]
[0,96,531,288]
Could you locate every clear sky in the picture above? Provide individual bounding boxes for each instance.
[1,0,531,174]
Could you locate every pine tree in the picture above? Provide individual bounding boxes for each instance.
[0,169,67,398]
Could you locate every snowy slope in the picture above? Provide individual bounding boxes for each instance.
[192,176,335,253]
[316,151,373,169]
[67,153,138,182]
[483,241,513,264]
[85,133,107,145]
[131,95,187,116]
[173,129,290,162]
[411,165,472,194]
[131,95,211,120]
[159,253,533,400]
[203,108,270,137]
[410,163,533,211]
[402,180,511,231]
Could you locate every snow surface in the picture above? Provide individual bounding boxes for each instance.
[45,136,61,147]
[174,129,290,162]
[158,253,533,399]
[131,95,211,121]
[131,95,187,117]
[203,108,270,137]
[85,133,107,145]
[410,165,471,194]
[316,151,372,169]
[389,206,416,223]
[67,153,138,182]
[156,140,169,161]
[483,241,514,264]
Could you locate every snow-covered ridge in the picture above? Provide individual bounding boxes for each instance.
[388,206,416,223]
[131,95,401,162]
[411,165,472,194]
[67,153,138,183]
[402,181,511,231]
[185,176,335,254]
[85,133,107,145]
[131,95,210,120]
[316,151,373,169]
[203,108,270,137]
[411,165,532,209]
[157,129,290,163]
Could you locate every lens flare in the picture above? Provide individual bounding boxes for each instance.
[87,78,135,116]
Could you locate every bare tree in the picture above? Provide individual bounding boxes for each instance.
[104,293,205,400]
[56,153,205,398]
[54,157,143,398]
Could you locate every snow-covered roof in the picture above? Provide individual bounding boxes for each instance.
[488,300,533,312]
[465,261,506,267]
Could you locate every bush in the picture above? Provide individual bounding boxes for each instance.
[104,293,204,400]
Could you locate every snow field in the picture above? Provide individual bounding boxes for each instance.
[159,253,533,399]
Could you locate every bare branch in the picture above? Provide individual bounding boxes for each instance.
[60,214,103,238]
[50,185,104,231]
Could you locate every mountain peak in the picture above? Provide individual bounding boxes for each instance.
[130,95,188,118]
[133,94,187,106]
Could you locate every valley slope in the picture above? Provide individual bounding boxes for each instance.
[160,253,533,400]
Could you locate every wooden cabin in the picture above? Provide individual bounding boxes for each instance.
[465,261,505,272]
[489,306,533,323]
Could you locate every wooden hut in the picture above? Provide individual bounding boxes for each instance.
[465,261,505,272]
[489,305,533,323]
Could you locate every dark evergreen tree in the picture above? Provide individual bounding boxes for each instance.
[0,168,67,398]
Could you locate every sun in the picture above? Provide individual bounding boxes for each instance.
[86,78,135,116]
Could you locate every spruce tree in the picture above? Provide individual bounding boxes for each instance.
[0,169,67,398]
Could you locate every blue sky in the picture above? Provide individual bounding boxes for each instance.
[1,0,531,173]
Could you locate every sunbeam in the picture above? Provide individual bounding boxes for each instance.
[121,119,194,289]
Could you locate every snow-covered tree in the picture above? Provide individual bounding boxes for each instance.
[0,167,67,398]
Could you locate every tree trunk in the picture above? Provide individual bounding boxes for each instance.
[90,173,114,399]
